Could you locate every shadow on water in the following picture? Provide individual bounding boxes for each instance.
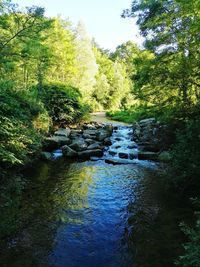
[0,158,193,267]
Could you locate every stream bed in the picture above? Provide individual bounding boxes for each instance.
[0,119,192,267]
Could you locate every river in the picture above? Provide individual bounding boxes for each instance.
[0,113,192,267]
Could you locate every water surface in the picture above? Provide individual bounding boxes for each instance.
[0,120,192,267]
[1,158,191,267]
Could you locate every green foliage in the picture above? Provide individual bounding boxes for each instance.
[40,83,89,125]
[44,18,77,85]
[123,0,200,120]
[0,2,52,89]
[107,105,156,123]
[0,82,49,168]
[73,21,98,101]
[176,215,200,267]
[168,120,200,192]
[93,46,132,111]
[111,41,140,78]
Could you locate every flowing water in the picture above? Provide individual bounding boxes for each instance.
[104,125,139,163]
[0,115,192,267]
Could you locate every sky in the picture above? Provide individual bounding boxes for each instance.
[14,0,143,51]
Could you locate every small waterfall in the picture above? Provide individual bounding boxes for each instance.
[104,126,139,164]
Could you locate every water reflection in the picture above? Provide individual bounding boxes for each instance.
[127,168,192,267]
[0,160,192,267]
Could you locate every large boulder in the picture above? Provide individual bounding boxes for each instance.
[87,143,102,150]
[43,137,60,151]
[139,118,156,126]
[97,130,110,142]
[138,142,160,153]
[57,136,71,146]
[43,136,71,151]
[133,118,173,152]
[70,129,83,135]
[62,145,77,158]
[54,128,70,138]
[83,124,97,130]
[78,149,103,159]
[40,152,52,160]
[83,133,96,140]
[103,124,113,134]
[84,139,96,145]
[69,139,88,151]
[83,129,98,138]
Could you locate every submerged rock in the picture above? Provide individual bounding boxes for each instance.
[119,152,129,159]
[105,158,134,165]
[103,137,112,146]
[78,149,103,159]
[109,151,117,156]
[138,151,158,161]
[129,153,138,160]
[105,159,125,165]
[127,144,138,149]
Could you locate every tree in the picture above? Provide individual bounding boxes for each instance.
[0,3,47,52]
[124,0,200,118]
[44,17,77,85]
[0,1,52,90]
[92,46,132,111]
[73,21,98,101]
[111,41,140,78]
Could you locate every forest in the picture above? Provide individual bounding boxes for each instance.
[0,0,200,266]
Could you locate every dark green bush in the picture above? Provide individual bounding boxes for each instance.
[0,82,49,168]
[168,120,200,192]
[176,215,200,267]
[39,83,90,125]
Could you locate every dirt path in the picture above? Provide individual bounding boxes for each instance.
[90,112,128,125]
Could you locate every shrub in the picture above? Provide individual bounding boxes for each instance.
[176,215,200,267]
[0,82,50,168]
[39,83,90,125]
[169,120,200,192]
